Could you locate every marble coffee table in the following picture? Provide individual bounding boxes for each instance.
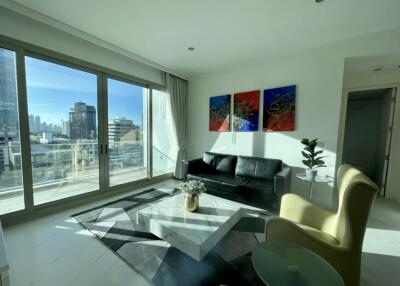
[137,193,257,261]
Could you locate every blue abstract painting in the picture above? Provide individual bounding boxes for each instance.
[209,95,231,131]
[263,85,296,131]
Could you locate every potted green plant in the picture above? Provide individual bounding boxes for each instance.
[180,180,206,212]
[301,138,326,180]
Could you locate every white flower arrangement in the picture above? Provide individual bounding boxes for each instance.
[180,180,206,196]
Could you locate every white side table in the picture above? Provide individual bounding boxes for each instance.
[296,174,333,200]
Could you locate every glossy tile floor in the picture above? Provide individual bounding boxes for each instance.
[3,179,180,286]
[2,180,400,286]
[361,197,400,286]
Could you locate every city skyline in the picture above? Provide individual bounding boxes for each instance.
[28,114,62,133]
[28,110,143,136]
[25,56,145,127]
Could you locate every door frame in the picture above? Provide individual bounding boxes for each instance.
[103,74,151,188]
[337,83,400,196]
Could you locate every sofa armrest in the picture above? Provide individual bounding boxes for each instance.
[182,158,205,180]
[274,166,291,199]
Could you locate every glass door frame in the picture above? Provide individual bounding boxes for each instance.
[23,51,104,208]
[0,35,173,221]
[103,74,152,191]
[0,42,33,213]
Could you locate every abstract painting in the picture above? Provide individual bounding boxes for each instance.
[263,85,296,132]
[233,90,260,131]
[209,95,231,131]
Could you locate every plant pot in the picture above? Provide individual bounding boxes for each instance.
[305,169,317,180]
[184,194,199,212]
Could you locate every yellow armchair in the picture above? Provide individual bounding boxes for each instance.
[265,164,378,286]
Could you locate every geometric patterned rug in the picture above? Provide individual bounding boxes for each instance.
[72,186,269,286]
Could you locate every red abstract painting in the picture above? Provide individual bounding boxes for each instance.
[233,90,260,131]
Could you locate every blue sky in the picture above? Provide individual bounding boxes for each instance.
[25,56,144,127]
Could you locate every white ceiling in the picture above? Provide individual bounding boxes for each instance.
[345,54,400,80]
[6,0,400,76]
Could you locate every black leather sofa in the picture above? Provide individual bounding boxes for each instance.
[183,152,291,210]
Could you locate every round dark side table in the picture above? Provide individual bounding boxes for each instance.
[252,241,344,286]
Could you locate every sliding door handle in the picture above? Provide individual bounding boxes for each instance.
[100,144,103,155]
[105,144,108,155]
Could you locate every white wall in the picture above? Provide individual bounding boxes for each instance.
[343,72,400,90]
[188,48,341,172]
[0,7,164,85]
[187,26,400,207]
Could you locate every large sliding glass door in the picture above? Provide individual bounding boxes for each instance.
[0,39,178,217]
[107,78,148,186]
[24,56,100,205]
[0,47,25,215]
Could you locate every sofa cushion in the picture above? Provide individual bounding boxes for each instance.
[187,173,244,193]
[216,156,237,174]
[237,177,276,204]
[235,156,282,179]
[238,177,275,194]
[202,152,237,174]
[188,173,221,190]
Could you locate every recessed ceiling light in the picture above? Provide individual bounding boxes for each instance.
[188,47,195,51]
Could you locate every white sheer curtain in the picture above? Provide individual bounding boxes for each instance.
[166,73,188,179]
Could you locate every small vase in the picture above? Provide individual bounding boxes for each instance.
[184,194,199,212]
[306,169,317,180]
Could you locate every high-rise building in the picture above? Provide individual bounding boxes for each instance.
[69,102,96,140]
[108,117,137,143]
[61,120,70,137]
[35,115,41,132]
[0,49,19,173]
[0,49,19,136]
[29,114,35,132]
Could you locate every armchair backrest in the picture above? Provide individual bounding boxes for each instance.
[333,164,378,249]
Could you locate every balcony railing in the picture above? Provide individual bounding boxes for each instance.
[0,141,176,195]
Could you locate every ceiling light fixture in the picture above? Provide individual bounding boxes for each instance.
[188,47,195,51]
